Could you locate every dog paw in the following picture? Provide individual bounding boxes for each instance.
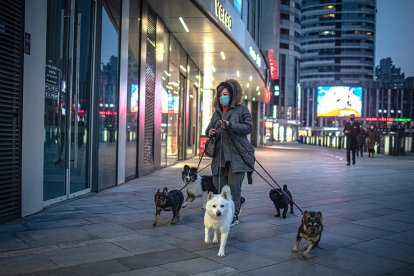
[212,239,219,244]
[204,239,210,244]
[275,214,280,217]
[152,222,157,227]
[302,252,309,258]
[282,215,287,219]
[217,251,225,257]
[292,246,298,252]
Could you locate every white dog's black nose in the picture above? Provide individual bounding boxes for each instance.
[216,211,221,216]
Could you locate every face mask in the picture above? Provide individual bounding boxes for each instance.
[219,95,230,106]
[370,126,374,129]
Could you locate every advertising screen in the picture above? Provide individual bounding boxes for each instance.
[317,86,362,117]
[130,84,139,112]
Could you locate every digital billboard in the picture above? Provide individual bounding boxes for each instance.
[317,86,362,117]
[130,84,139,112]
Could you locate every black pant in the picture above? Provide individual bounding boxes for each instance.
[357,146,363,157]
[347,148,356,163]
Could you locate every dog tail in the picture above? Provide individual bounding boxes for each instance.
[221,185,232,199]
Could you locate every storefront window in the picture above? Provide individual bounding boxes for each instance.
[187,58,199,156]
[125,0,141,178]
[98,0,120,189]
[161,32,170,167]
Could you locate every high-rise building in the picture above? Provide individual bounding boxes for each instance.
[276,0,301,141]
[299,0,376,129]
[375,57,405,89]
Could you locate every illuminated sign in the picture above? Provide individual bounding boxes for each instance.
[130,84,139,112]
[215,0,232,31]
[267,49,279,80]
[249,47,262,68]
[264,87,271,104]
[366,117,411,123]
[317,86,362,117]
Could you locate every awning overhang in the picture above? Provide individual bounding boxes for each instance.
[148,0,267,102]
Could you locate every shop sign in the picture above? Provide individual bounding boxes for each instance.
[267,49,278,80]
[366,117,411,123]
[249,47,262,68]
[45,64,60,100]
[264,87,271,104]
[215,0,232,31]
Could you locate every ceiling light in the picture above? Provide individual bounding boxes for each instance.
[252,97,256,101]
[257,92,261,96]
[244,95,248,100]
[249,76,253,81]
[236,71,240,77]
[246,83,250,88]
[180,65,187,72]
[179,17,189,32]
[211,66,216,73]
[220,51,226,60]
[164,71,171,77]
[256,86,260,91]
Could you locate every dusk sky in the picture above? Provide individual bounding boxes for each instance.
[376,0,414,77]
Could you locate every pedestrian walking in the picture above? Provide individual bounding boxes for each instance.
[366,124,378,157]
[343,114,361,165]
[206,79,255,226]
[357,125,366,158]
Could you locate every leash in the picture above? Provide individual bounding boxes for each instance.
[221,121,304,214]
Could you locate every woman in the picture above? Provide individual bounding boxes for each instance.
[205,79,255,226]
[366,124,378,158]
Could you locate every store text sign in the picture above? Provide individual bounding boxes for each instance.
[215,0,232,31]
[249,47,262,68]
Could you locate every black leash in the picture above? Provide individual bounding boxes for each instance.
[220,120,304,214]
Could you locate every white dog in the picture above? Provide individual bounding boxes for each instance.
[204,185,234,257]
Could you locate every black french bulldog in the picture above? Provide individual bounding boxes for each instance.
[153,187,184,227]
[269,184,294,218]
[292,211,323,258]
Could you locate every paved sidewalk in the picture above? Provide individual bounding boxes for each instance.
[1,144,414,275]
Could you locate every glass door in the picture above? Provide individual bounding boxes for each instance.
[43,0,95,203]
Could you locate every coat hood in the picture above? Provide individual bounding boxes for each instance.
[213,79,244,110]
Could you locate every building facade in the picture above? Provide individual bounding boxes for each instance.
[274,0,301,142]
[0,0,270,223]
[299,0,376,131]
[375,57,405,89]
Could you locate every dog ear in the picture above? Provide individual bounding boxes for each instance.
[163,187,168,193]
[190,167,197,174]
[316,211,322,222]
[302,211,309,222]
[283,184,287,190]
[208,191,214,200]
[184,165,190,170]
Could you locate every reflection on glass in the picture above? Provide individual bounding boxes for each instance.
[43,0,93,200]
[98,0,120,189]
[125,0,141,178]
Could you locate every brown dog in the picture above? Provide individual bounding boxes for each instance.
[292,211,323,258]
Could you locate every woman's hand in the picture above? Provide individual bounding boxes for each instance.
[208,128,216,138]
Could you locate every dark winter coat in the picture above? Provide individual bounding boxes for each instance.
[205,80,255,175]
[343,120,361,150]
[358,128,366,147]
[366,128,378,150]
